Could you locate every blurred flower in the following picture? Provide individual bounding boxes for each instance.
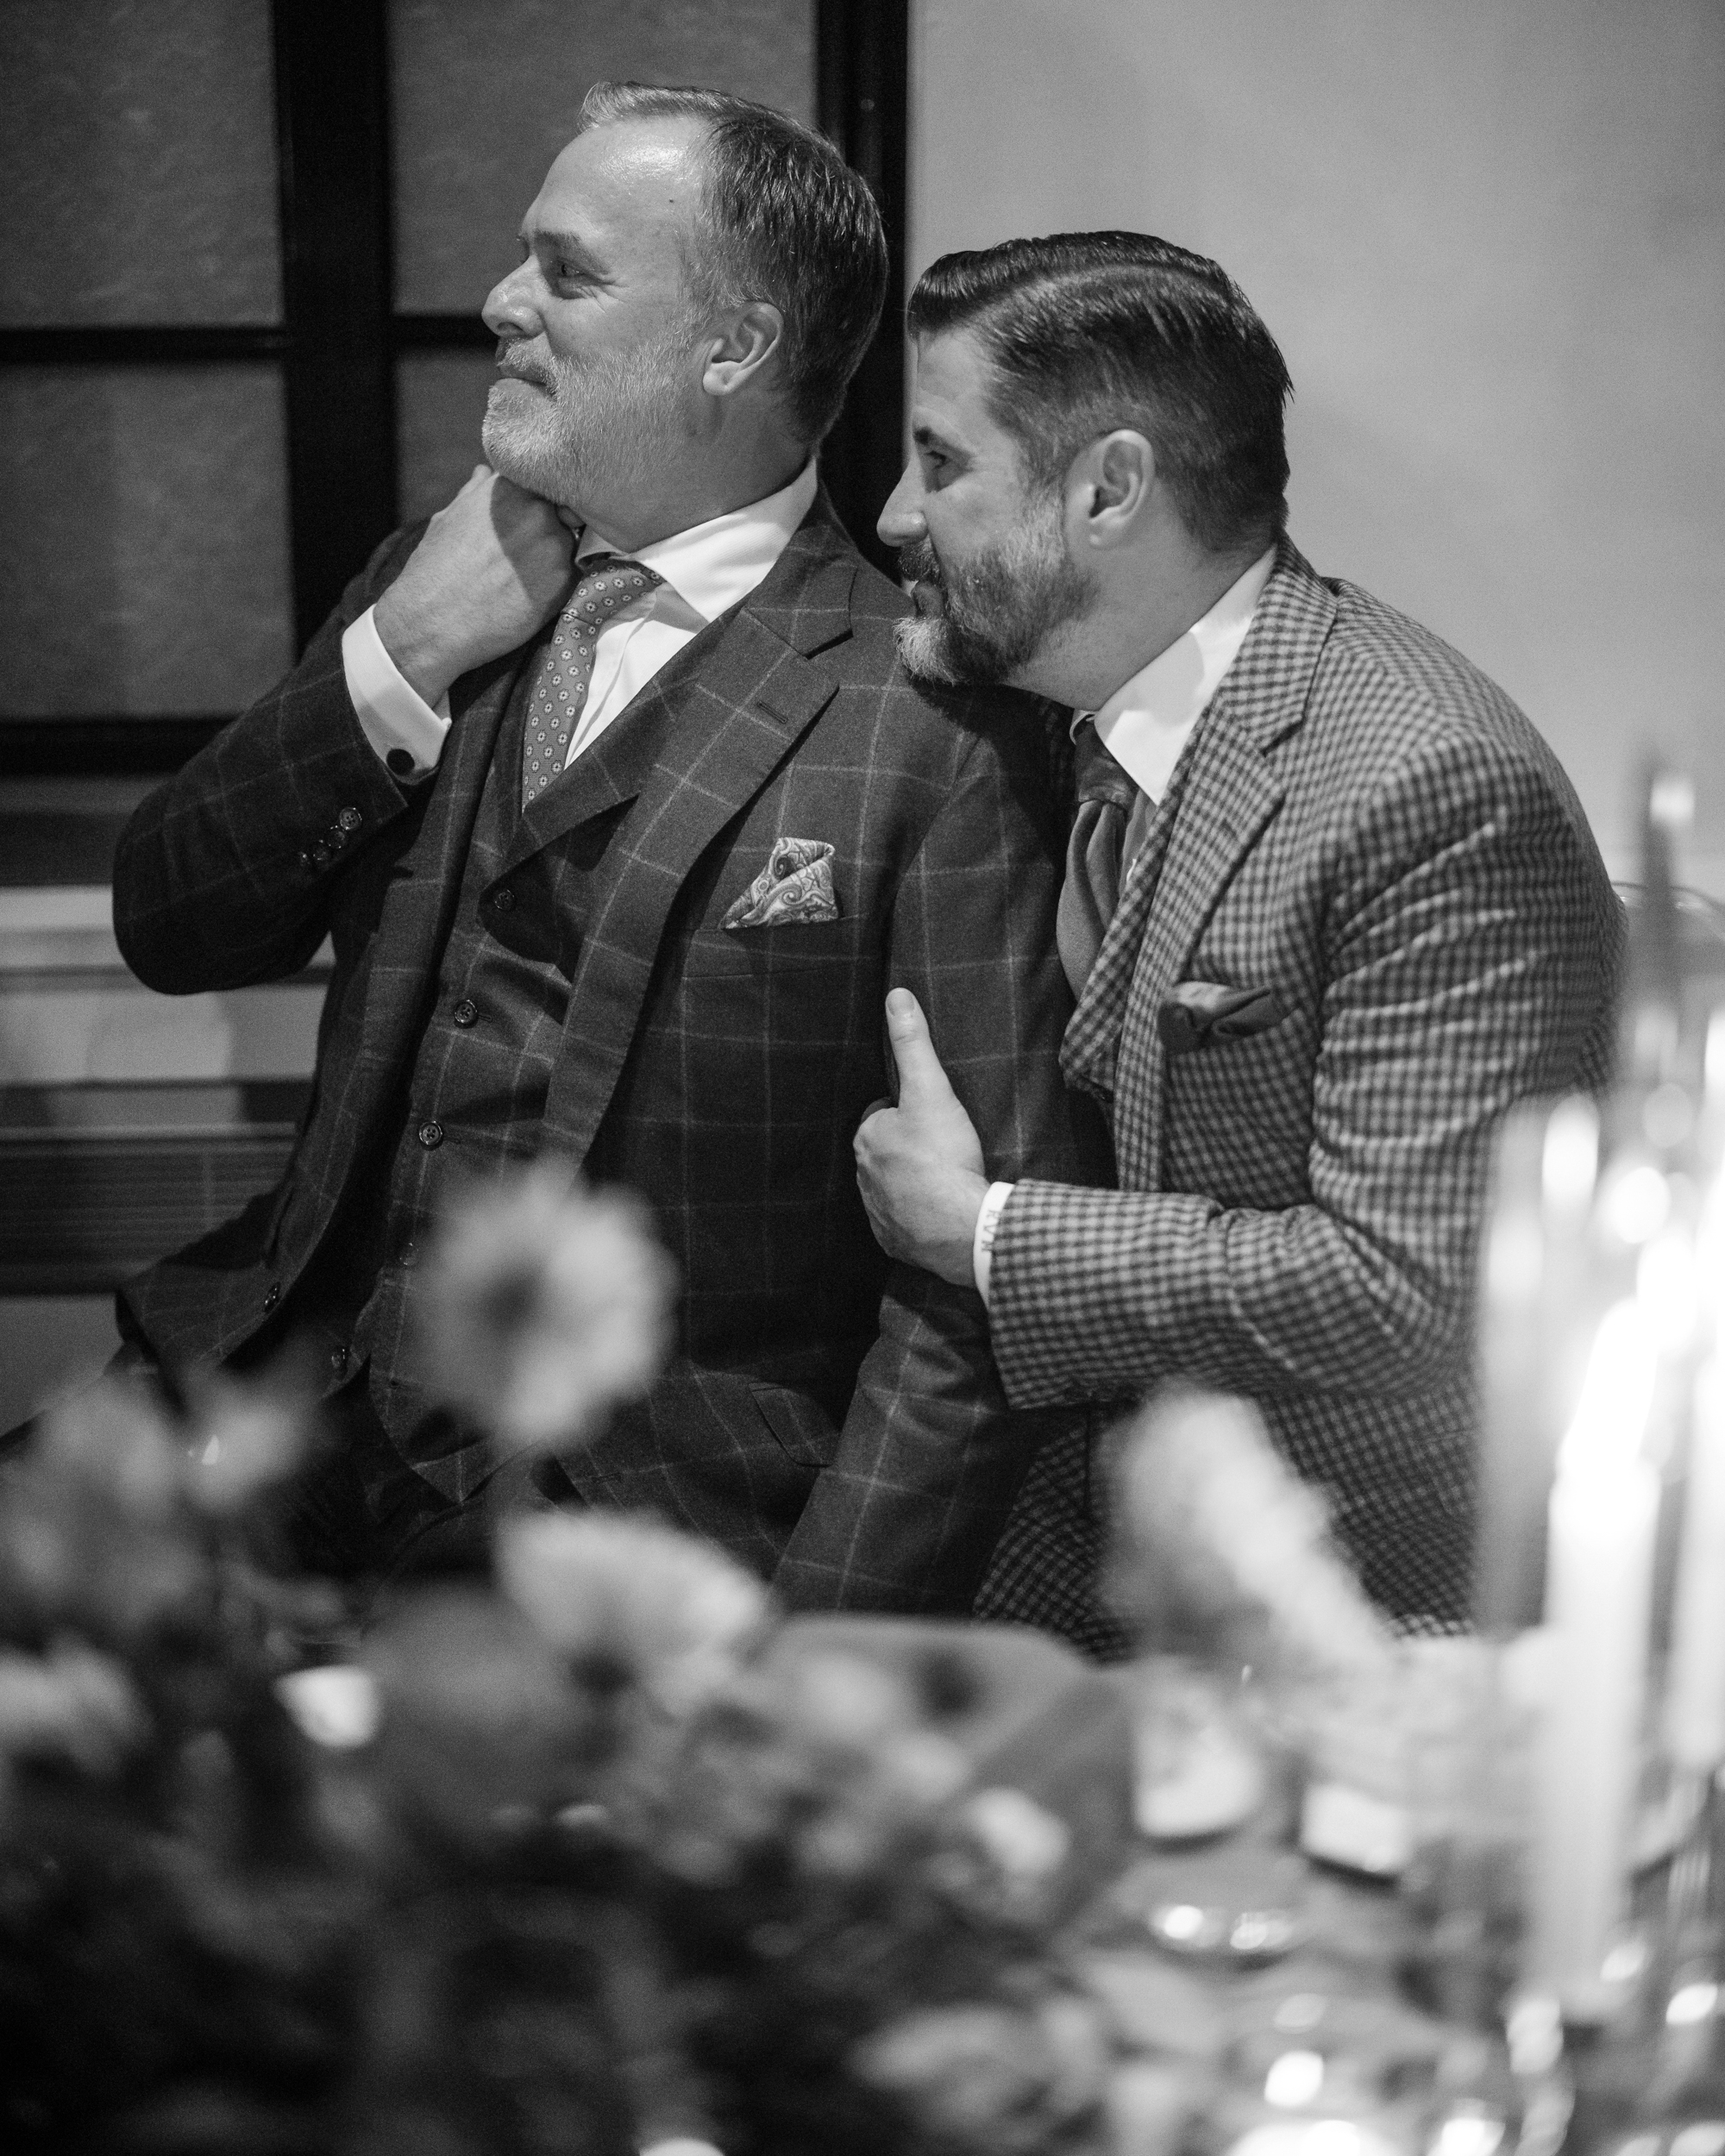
[1104,1388,1392,1679]
[0,1636,150,1777]
[499,1511,769,1716]
[960,1787,1071,1894]
[3,1381,206,1645]
[416,1160,677,1452]
[925,1784,1073,1927]
[1103,2059,1196,2156]
[363,1585,595,1851]
[37,1376,182,1522]
[852,1992,1112,2153]
[183,1376,311,1516]
[656,1647,972,1891]
[275,1664,380,1751]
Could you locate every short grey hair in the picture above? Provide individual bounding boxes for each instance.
[577,81,888,446]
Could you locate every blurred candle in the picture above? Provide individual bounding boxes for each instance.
[1472,1100,1598,1633]
[1668,1356,1725,1771]
[1529,1300,1660,2021]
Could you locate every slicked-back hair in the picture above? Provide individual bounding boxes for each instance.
[577,80,888,446]
[906,232,1292,555]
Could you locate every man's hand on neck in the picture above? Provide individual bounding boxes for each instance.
[373,464,576,709]
[373,421,811,707]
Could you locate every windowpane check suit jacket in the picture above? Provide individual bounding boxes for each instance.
[976,537,1622,1631]
[112,492,1095,1613]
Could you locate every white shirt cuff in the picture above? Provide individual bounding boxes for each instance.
[342,606,452,777]
[972,1180,1014,1309]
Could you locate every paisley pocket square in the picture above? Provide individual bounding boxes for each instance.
[721,837,840,931]
[1158,981,1287,1056]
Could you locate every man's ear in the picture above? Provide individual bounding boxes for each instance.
[700,300,785,399]
[1064,430,1156,551]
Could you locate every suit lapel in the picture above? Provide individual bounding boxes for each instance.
[541,499,856,1161]
[1062,539,1338,1186]
[503,661,682,871]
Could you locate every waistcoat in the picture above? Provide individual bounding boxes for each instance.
[307,666,584,1499]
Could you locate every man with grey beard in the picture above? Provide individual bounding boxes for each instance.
[855,232,1620,1633]
[110,87,1091,1611]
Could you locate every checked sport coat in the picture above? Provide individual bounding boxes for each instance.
[976,536,1622,1631]
[112,490,1095,1613]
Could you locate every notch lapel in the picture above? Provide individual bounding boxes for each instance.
[1062,538,1338,1188]
[540,502,856,1162]
[502,667,682,872]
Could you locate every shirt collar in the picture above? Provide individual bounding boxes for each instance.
[1082,544,1277,801]
[575,460,818,625]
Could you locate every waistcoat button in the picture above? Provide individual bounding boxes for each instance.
[329,1344,348,1377]
[492,885,516,912]
[262,1282,281,1313]
[452,998,479,1026]
[417,1119,444,1149]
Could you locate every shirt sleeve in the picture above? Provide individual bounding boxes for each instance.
[972,1180,1015,1307]
[341,605,452,774]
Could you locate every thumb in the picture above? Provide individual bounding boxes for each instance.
[885,987,956,1107]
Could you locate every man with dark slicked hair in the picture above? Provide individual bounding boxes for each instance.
[856,230,1620,1638]
[111,88,1091,1612]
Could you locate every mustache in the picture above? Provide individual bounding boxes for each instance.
[898,538,944,589]
[494,346,551,390]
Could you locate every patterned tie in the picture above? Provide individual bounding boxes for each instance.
[520,554,662,805]
[1056,718,1141,997]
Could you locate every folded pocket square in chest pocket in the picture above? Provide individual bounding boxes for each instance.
[722,837,840,931]
[1158,980,1287,1055]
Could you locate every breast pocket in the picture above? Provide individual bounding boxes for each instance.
[697,914,869,976]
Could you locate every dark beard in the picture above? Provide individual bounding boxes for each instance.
[893,529,1091,687]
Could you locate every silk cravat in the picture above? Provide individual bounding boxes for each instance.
[1056,718,1141,998]
[521,555,662,806]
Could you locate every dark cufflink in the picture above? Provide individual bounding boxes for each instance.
[386,747,417,778]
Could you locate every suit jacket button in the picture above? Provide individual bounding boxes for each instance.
[297,849,313,870]
[417,1119,444,1149]
[398,1238,420,1269]
[310,841,331,866]
[262,1282,281,1313]
[492,885,516,912]
[329,1344,348,1377]
[337,806,362,832]
[452,998,479,1026]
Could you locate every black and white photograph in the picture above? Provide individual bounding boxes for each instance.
[0,3,1722,2149]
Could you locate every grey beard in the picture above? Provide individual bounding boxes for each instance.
[481,342,690,513]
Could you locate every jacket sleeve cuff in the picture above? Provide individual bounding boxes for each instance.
[972,1180,1015,1308]
[342,605,452,778]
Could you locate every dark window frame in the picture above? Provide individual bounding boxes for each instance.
[0,0,907,780]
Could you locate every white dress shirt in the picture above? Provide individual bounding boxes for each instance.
[971,543,1278,1306]
[341,460,819,778]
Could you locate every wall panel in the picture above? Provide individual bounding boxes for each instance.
[910,0,1725,887]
